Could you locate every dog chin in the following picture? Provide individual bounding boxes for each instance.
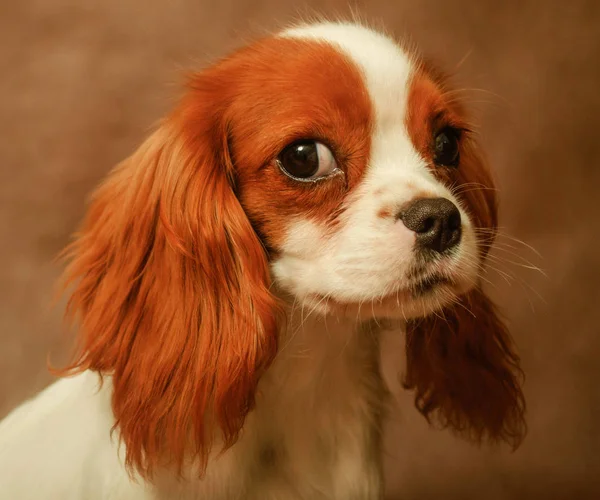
[299,277,475,321]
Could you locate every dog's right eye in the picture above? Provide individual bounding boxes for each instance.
[277,140,338,182]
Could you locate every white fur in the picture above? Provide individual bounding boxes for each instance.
[0,22,480,499]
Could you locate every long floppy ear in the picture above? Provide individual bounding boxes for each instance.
[404,288,526,447]
[403,138,526,448]
[57,87,279,477]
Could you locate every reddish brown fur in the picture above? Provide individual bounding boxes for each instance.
[377,207,392,219]
[56,37,372,478]
[58,118,280,477]
[404,64,526,447]
[404,288,526,447]
[220,38,373,248]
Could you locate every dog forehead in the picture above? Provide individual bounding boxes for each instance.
[281,22,415,129]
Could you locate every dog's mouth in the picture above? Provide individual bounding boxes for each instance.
[409,273,454,296]
[297,253,476,320]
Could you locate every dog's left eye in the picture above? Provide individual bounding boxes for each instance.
[434,127,460,167]
[277,140,338,181]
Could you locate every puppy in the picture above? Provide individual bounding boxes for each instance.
[0,21,525,500]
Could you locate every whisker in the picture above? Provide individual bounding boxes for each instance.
[452,182,501,195]
[452,48,473,72]
[455,187,502,196]
[475,229,543,258]
[482,248,544,271]
[490,242,545,262]
[489,256,548,277]
[441,87,513,108]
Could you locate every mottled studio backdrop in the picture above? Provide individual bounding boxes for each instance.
[1,1,599,499]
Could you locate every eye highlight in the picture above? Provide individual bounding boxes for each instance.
[277,140,339,182]
[433,127,461,168]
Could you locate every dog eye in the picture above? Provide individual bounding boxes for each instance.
[433,128,460,167]
[277,140,338,181]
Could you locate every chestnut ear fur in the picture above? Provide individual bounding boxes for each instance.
[56,82,280,478]
[403,287,526,448]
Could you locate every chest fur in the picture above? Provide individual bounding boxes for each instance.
[158,316,389,500]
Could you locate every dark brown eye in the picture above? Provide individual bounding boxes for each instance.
[277,140,338,181]
[434,127,460,167]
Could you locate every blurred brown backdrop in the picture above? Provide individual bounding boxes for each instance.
[1,1,599,499]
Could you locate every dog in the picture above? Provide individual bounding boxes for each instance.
[0,21,525,499]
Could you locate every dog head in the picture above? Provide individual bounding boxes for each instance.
[59,22,525,477]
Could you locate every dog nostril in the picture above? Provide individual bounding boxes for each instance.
[400,198,462,253]
[419,216,436,234]
[448,211,461,231]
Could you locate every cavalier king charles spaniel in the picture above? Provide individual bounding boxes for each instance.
[0,21,525,499]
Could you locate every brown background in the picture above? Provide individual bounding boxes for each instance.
[1,1,599,498]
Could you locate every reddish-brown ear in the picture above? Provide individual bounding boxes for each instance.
[56,88,279,477]
[403,287,526,448]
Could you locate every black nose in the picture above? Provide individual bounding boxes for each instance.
[400,198,462,253]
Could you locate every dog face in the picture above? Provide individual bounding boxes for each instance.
[263,25,490,319]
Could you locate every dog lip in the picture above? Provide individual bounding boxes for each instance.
[411,273,454,295]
